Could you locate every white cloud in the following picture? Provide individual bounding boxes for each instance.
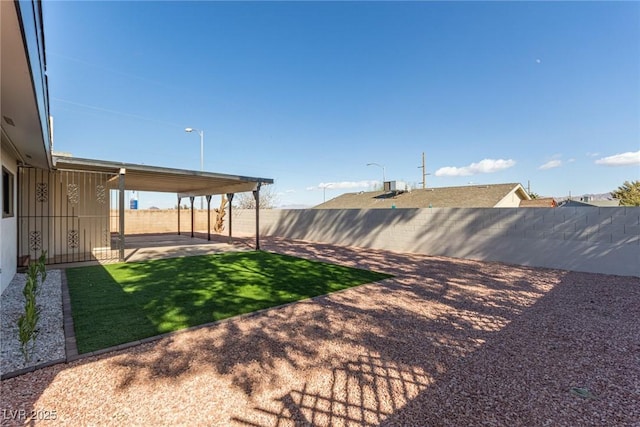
[539,159,562,170]
[586,152,600,158]
[285,189,296,193]
[568,158,576,163]
[307,180,378,190]
[595,150,640,166]
[434,159,516,177]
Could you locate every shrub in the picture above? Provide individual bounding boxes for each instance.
[27,264,39,295]
[17,291,39,362]
[38,250,47,284]
[17,252,47,363]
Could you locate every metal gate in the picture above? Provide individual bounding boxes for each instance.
[18,167,121,264]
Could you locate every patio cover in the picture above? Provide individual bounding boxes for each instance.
[52,155,273,196]
[52,155,273,257]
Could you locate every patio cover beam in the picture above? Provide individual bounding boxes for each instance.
[54,156,273,196]
[177,182,258,198]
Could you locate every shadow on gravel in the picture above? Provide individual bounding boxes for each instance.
[225,254,640,426]
[376,272,640,426]
[232,352,433,426]
[102,238,594,423]
[107,242,545,395]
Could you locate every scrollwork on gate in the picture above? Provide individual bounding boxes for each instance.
[36,183,48,202]
[29,231,42,251]
[96,184,106,204]
[68,183,79,205]
[68,230,79,249]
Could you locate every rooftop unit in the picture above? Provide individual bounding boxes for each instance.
[383,180,409,193]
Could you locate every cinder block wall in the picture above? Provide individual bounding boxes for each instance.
[227,207,640,277]
[113,210,226,234]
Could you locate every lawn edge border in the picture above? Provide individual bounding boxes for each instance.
[0,357,67,380]
[61,269,79,360]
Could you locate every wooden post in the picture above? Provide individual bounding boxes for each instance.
[118,169,125,261]
[253,184,261,250]
[206,195,212,241]
[227,193,234,244]
[177,196,181,235]
[190,196,195,238]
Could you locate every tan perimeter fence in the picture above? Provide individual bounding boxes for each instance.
[110,209,221,235]
[120,207,639,277]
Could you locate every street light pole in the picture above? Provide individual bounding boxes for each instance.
[366,162,386,185]
[185,127,205,209]
[199,130,203,174]
[321,184,332,202]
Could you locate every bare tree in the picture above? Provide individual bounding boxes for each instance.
[213,196,227,232]
[233,185,278,209]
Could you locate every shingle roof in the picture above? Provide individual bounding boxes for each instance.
[314,183,526,209]
[519,198,557,208]
[559,199,621,207]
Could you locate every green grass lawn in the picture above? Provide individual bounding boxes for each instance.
[66,251,392,353]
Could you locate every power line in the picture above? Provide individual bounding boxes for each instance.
[52,97,184,128]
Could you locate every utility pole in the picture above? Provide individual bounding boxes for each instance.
[422,152,426,189]
[418,152,429,189]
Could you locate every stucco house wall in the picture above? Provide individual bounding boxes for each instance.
[1,146,19,294]
[494,186,529,207]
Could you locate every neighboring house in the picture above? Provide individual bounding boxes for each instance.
[0,1,272,294]
[314,182,531,209]
[519,197,557,208]
[559,197,621,208]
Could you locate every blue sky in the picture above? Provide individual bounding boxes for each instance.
[44,1,639,208]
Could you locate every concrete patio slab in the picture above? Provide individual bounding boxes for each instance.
[122,233,250,263]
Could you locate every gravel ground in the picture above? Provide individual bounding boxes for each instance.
[1,238,638,426]
[1,269,65,376]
